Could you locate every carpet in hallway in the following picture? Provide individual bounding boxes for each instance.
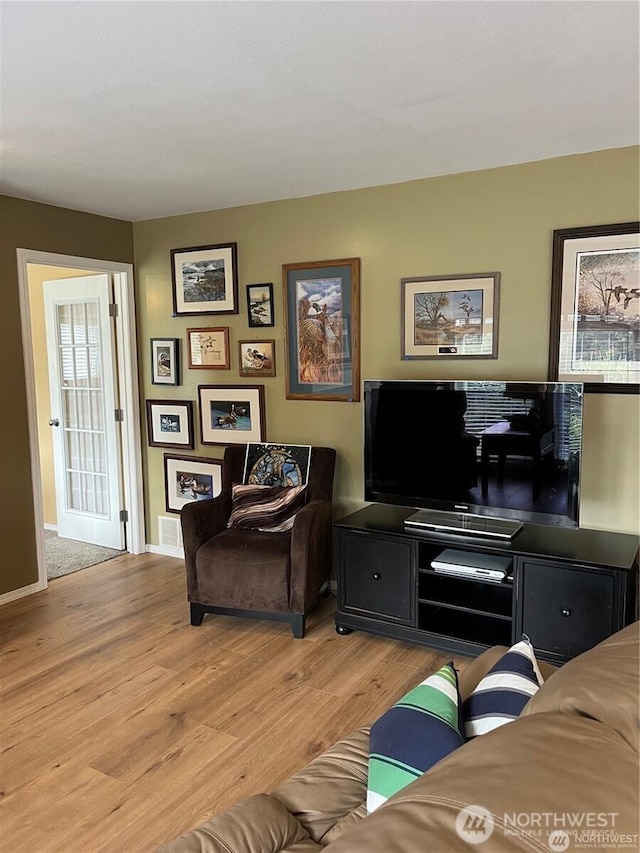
[44,529,124,579]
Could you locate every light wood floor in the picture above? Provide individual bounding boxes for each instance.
[0,553,470,852]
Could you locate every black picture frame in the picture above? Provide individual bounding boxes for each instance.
[246,283,275,327]
[170,242,238,316]
[146,399,194,449]
[150,338,180,385]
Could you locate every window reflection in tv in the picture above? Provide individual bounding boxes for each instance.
[364,380,584,528]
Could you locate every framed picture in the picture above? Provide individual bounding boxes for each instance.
[146,399,194,449]
[238,339,276,377]
[151,338,180,385]
[198,384,266,445]
[549,222,640,393]
[243,443,311,486]
[283,257,360,401]
[246,283,274,327]
[164,453,223,514]
[187,327,230,369]
[171,242,238,316]
[401,273,500,360]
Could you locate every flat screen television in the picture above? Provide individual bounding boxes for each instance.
[364,380,584,538]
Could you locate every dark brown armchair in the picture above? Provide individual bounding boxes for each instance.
[180,445,337,638]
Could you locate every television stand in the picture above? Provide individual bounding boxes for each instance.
[334,504,638,663]
[404,509,523,540]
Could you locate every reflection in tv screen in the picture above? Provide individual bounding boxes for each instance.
[365,380,583,528]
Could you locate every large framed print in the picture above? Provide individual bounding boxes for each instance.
[151,338,180,385]
[164,454,223,514]
[187,327,230,369]
[171,242,238,316]
[198,384,266,445]
[549,222,640,394]
[283,258,360,401]
[246,283,274,327]
[146,399,194,449]
[401,273,500,359]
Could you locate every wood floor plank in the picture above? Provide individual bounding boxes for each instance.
[0,552,471,852]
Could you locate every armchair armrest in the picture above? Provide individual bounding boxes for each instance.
[181,494,231,600]
[289,498,333,614]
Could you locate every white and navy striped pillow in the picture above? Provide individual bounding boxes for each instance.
[227,483,308,532]
[463,635,544,739]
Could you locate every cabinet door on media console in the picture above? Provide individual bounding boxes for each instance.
[339,531,414,625]
[515,559,621,664]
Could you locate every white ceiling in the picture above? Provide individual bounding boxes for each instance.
[1,1,639,222]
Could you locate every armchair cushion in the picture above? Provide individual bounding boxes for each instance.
[227,483,308,532]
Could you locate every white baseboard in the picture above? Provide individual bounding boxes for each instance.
[146,543,184,559]
[0,580,45,606]
[44,523,58,532]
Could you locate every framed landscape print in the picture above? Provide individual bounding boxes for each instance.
[549,222,640,393]
[238,339,276,377]
[198,384,266,445]
[401,273,500,360]
[164,453,223,514]
[171,242,238,316]
[246,283,274,327]
[151,338,180,385]
[187,327,230,369]
[283,257,360,401]
[146,399,194,449]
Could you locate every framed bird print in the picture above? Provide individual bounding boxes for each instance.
[548,222,639,393]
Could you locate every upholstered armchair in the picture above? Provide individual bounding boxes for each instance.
[180,445,337,638]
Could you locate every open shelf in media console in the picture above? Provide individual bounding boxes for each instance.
[418,569,513,618]
[418,604,513,647]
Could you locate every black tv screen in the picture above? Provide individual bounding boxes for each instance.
[364,380,584,529]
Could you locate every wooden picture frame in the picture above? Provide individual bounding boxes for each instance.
[282,257,360,401]
[186,327,230,369]
[548,222,639,393]
[164,453,223,514]
[401,272,500,360]
[246,283,274,327]
[238,339,276,377]
[150,338,180,385]
[146,399,194,449]
[198,384,266,445]
[171,242,238,316]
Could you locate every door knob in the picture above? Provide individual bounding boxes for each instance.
[48,418,60,427]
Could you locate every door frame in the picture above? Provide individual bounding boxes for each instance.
[17,249,145,592]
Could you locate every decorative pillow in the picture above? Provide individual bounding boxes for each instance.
[226,483,308,532]
[367,661,464,813]
[463,634,544,739]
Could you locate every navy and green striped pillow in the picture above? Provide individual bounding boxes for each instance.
[367,661,464,813]
[463,635,544,739]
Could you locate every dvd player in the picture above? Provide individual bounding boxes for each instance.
[430,549,512,581]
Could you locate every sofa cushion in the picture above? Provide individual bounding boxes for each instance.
[463,635,544,738]
[367,661,464,813]
[155,793,315,853]
[272,728,369,844]
[327,711,640,853]
[522,619,640,750]
[227,483,308,532]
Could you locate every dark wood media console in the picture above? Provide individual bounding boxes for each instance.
[334,504,639,663]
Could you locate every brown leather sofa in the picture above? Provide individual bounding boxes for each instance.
[158,622,640,852]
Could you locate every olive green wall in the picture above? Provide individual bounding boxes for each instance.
[134,147,640,544]
[0,196,134,596]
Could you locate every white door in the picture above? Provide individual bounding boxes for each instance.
[44,275,125,549]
